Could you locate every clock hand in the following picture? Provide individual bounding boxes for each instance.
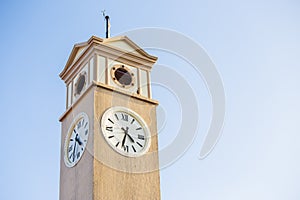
[121,127,127,148]
[72,138,77,162]
[121,134,126,148]
[127,134,134,143]
[124,127,134,143]
[75,134,83,145]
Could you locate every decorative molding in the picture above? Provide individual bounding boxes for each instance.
[59,81,158,122]
[60,36,157,82]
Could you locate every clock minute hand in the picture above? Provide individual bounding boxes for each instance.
[121,128,127,148]
[72,138,77,162]
[121,134,126,148]
[127,134,134,143]
[122,127,134,143]
[124,127,134,143]
[127,134,135,143]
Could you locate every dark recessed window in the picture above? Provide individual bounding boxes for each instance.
[76,74,85,95]
[114,68,132,86]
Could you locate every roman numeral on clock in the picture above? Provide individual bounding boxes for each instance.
[68,146,73,152]
[131,118,135,124]
[132,145,136,152]
[138,134,145,140]
[121,113,128,121]
[124,145,129,152]
[137,142,143,148]
[84,122,88,128]
[77,121,82,129]
[115,142,120,147]
[106,126,113,132]
[108,118,114,124]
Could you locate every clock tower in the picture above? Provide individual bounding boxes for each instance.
[59,35,161,199]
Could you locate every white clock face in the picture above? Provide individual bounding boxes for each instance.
[64,112,89,167]
[101,107,151,157]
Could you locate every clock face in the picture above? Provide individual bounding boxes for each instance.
[64,112,89,167]
[101,107,151,157]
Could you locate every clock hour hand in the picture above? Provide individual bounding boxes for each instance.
[72,138,77,162]
[127,134,134,143]
[121,133,126,148]
[75,134,83,145]
[126,133,135,143]
[123,127,134,143]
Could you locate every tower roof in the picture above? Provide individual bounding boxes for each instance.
[60,35,157,80]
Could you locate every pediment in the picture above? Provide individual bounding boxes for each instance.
[60,35,157,80]
[103,36,157,60]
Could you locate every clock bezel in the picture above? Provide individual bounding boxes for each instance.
[100,106,151,157]
[64,112,89,168]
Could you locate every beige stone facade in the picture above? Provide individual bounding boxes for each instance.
[59,36,161,200]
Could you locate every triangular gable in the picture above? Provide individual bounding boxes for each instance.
[60,36,103,78]
[73,46,88,65]
[60,35,157,79]
[103,36,157,61]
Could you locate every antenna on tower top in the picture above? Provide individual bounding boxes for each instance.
[101,10,111,38]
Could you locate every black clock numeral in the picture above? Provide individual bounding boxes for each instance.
[124,145,129,152]
[70,138,74,141]
[106,126,113,132]
[68,146,73,152]
[108,135,114,139]
[77,152,81,159]
[84,122,88,128]
[77,121,82,129]
[85,130,88,135]
[121,114,128,121]
[138,134,145,140]
[81,147,84,151]
[115,114,119,120]
[108,118,114,124]
[136,127,142,130]
[115,142,120,147]
[132,145,136,152]
[137,142,143,148]
[131,118,135,124]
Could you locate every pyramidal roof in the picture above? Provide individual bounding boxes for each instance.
[60,35,157,79]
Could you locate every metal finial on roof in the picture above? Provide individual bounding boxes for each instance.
[101,10,110,38]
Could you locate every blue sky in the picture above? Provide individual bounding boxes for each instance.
[1,0,300,199]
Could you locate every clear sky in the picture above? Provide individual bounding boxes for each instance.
[1,0,300,199]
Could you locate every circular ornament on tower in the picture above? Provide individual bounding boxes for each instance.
[74,72,87,96]
[111,65,135,88]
